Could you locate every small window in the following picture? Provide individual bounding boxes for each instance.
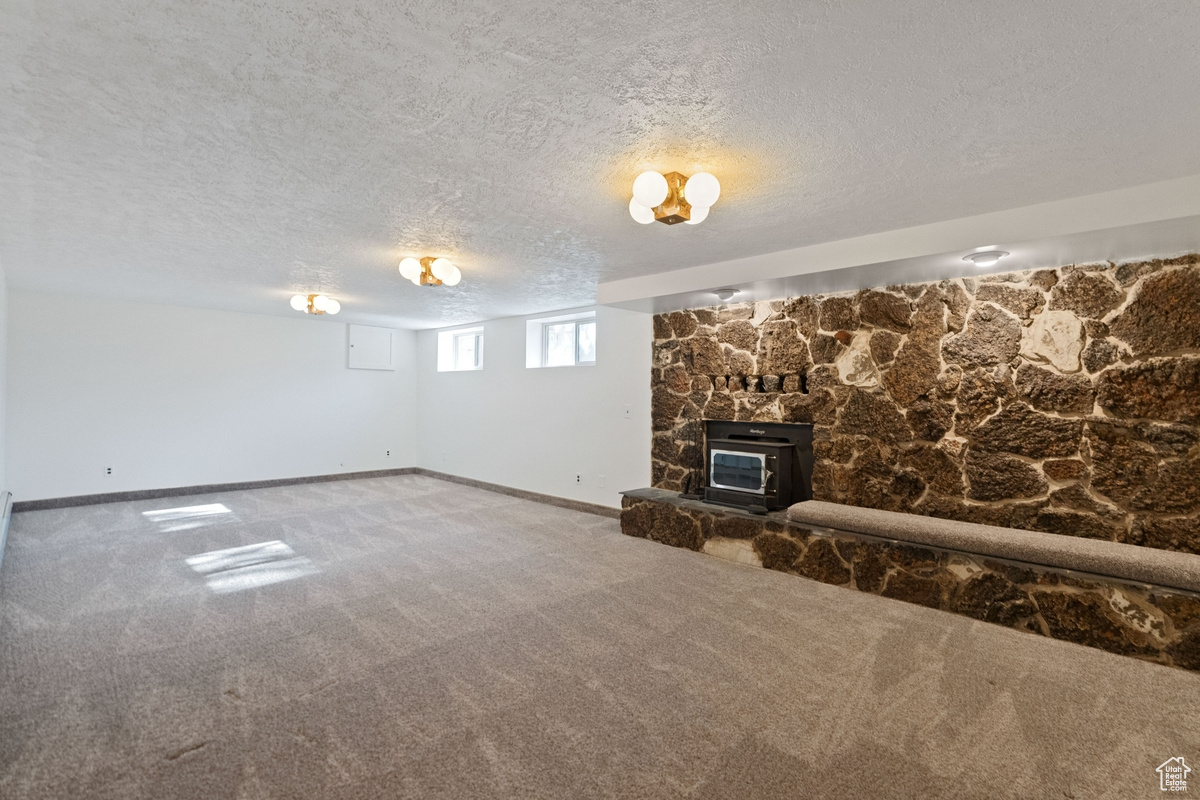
[527,313,596,368]
[437,326,484,371]
[453,330,481,370]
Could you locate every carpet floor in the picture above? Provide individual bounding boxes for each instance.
[0,474,1197,799]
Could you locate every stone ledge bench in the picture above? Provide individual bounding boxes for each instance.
[620,488,1200,673]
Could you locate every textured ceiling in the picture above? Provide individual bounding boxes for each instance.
[3,0,1200,328]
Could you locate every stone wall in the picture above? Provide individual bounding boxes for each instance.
[651,254,1200,554]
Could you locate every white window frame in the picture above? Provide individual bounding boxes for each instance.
[437,326,484,372]
[525,311,596,368]
[541,318,596,368]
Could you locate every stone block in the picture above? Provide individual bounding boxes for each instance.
[1028,270,1059,291]
[717,319,759,352]
[781,296,820,339]
[881,570,946,609]
[819,296,859,331]
[907,396,954,443]
[856,289,912,332]
[668,311,699,338]
[1096,356,1200,424]
[1014,363,1095,413]
[835,331,879,387]
[1048,271,1123,319]
[809,333,843,365]
[1019,309,1084,372]
[965,450,1048,501]
[653,315,673,340]
[1110,268,1200,357]
[1042,459,1087,482]
[835,389,912,444]
[869,329,901,364]
[1032,591,1155,656]
[1081,338,1118,373]
[944,303,1021,369]
[756,320,811,374]
[795,538,851,585]
[971,403,1082,459]
[976,283,1046,319]
[752,532,802,572]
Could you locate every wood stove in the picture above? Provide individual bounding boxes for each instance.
[703,420,814,513]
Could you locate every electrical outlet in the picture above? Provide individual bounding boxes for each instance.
[575,474,582,484]
[385,450,391,458]
[623,405,632,420]
[104,466,113,476]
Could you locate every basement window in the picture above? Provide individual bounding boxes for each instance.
[526,312,596,368]
[437,326,484,372]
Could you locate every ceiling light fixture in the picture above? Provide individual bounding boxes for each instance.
[629,170,721,225]
[963,250,1010,268]
[399,256,462,286]
[712,288,739,302]
[290,293,341,315]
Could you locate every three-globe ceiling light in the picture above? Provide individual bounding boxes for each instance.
[399,256,462,286]
[629,170,721,226]
[290,293,341,315]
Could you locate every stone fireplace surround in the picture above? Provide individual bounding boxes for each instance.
[633,252,1200,671]
[650,253,1200,555]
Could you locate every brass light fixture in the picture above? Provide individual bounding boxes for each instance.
[290,293,341,315]
[398,257,462,286]
[629,170,721,226]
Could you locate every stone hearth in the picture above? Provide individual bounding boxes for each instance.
[622,489,1200,672]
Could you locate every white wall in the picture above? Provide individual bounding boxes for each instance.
[7,291,416,501]
[0,263,7,499]
[416,306,652,508]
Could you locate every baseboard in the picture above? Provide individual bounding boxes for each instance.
[11,468,421,512]
[8,467,622,519]
[0,492,12,571]
[413,469,622,519]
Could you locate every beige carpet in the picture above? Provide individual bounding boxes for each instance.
[0,474,1197,799]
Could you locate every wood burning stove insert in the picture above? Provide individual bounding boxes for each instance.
[702,420,814,513]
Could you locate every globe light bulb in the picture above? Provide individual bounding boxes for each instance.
[629,197,655,224]
[398,257,422,280]
[312,294,330,312]
[442,265,462,286]
[684,205,709,225]
[290,294,308,311]
[431,258,454,281]
[410,275,423,286]
[325,299,341,314]
[632,171,669,208]
[683,172,720,208]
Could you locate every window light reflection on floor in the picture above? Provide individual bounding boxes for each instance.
[142,503,236,532]
[184,540,319,594]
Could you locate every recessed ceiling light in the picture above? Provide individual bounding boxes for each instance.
[963,250,1010,268]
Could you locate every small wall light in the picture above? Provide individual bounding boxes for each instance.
[399,257,462,286]
[290,294,341,315]
[629,170,721,225]
[712,288,739,302]
[963,250,1010,268]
